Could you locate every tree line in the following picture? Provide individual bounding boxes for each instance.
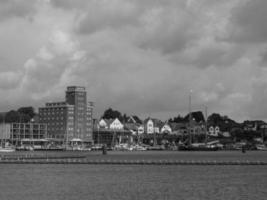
[0,107,36,123]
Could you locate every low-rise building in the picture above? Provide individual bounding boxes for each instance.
[161,123,172,134]
[0,122,47,145]
[144,118,163,134]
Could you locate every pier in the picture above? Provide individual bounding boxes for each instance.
[0,157,266,165]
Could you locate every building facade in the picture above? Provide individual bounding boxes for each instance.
[39,102,74,141]
[39,86,93,143]
[0,123,47,144]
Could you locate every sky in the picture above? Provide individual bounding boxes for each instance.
[0,0,267,122]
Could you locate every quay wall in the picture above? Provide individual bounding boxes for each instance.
[0,158,266,165]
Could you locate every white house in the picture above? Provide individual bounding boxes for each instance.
[209,126,220,136]
[110,118,124,130]
[98,119,108,129]
[161,124,172,134]
[146,119,154,134]
[138,125,144,134]
[154,127,160,134]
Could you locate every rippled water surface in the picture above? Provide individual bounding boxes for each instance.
[0,151,267,200]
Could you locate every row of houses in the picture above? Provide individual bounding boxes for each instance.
[95,114,267,138]
[95,115,206,136]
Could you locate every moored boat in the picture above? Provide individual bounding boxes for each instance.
[178,143,219,151]
[256,144,267,151]
[0,147,15,153]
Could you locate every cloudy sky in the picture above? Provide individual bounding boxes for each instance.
[0,0,267,121]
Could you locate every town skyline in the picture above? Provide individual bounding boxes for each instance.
[0,0,267,122]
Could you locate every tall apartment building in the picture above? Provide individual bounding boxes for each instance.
[39,86,93,143]
[39,102,74,141]
[65,86,92,141]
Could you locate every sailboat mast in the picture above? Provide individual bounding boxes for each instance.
[3,114,5,147]
[205,106,208,145]
[188,91,192,146]
[1,114,3,147]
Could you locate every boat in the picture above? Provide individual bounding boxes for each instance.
[179,145,219,151]
[256,144,267,151]
[0,147,15,153]
[15,145,34,151]
[178,142,219,151]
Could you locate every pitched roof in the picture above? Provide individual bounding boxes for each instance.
[170,122,187,131]
[132,115,143,124]
[144,117,163,127]
[124,123,138,131]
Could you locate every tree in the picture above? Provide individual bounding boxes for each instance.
[184,111,205,123]
[0,106,36,123]
[121,113,129,123]
[169,115,185,123]
[5,110,20,123]
[230,127,244,142]
[102,108,122,120]
[18,107,36,119]
[208,113,223,125]
[208,113,240,132]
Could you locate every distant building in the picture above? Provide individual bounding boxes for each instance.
[93,118,131,146]
[145,118,154,134]
[161,123,172,134]
[170,122,187,135]
[143,118,163,134]
[39,86,93,143]
[39,102,74,141]
[124,115,143,135]
[137,125,144,134]
[97,118,124,130]
[98,119,109,129]
[109,118,124,130]
[143,118,164,134]
[0,123,47,144]
[243,120,266,132]
[209,126,220,136]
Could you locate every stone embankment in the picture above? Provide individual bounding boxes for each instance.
[0,157,266,165]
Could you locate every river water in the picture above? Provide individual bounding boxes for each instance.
[0,151,267,200]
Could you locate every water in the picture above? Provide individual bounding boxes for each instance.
[1,151,267,200]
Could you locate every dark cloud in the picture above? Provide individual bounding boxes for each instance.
[0,0,36,21]
[173,44,244,68]
[227,0,267,43]
[246,81,267,119]
[50,0,87,10]
[76,10,140,34]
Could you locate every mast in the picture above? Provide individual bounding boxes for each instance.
[97,122,99,144]
[204,105,208,145]
[65,120,68,149]
[153,126,157,146]
[3,113,5,147]
[188,91,192,146]
[1,114,3,147]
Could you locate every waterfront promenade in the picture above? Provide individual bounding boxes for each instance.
[1,150,267,165]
